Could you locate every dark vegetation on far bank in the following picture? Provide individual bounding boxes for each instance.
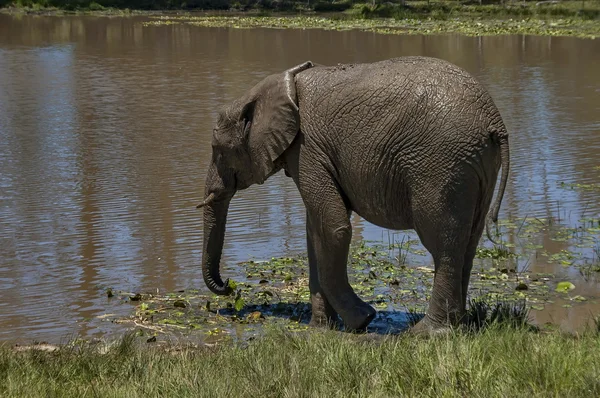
[1,0,599,21]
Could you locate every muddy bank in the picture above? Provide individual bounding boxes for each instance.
[108,213,600,343]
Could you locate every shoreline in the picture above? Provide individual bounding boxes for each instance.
[2,3,599,39]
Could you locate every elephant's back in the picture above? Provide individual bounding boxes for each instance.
[296,56,504,157]
[297,56,481,98]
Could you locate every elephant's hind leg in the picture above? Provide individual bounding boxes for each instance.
[307,217,340,328]
[461,186,495,314]
[461,211,487,312]
[410,193,476,334]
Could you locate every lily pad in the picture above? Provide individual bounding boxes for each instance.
[555,282,576,293]
[234,293,245,312]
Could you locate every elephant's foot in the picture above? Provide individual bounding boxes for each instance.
[309,294,340,329]
[309,314,340,329]
[409,315,453,336]
[337,298,377,332]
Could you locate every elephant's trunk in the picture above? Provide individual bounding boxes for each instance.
[201,162,235,296]
[202,199,233,295]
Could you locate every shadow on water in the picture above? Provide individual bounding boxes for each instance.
[213,302,312,325]
[366,310,418,335]
[217,303,418,335]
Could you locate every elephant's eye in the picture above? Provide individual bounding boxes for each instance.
[213,148,224,162]
[242,119,252,138]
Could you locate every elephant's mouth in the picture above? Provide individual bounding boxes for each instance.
[232,170,255,190]
[197,172,238,210]
[235,171,249,190]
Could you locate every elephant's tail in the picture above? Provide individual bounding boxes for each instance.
[485,132,510,245]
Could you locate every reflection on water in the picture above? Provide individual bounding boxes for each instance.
[0,15,599,342]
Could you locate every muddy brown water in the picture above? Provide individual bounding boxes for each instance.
[0,14,599,343]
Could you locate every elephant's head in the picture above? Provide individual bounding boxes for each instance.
[198,61,313,295]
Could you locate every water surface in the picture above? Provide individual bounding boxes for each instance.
[0,15,599,342]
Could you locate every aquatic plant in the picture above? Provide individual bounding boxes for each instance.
[466,299,532,331]
[105,229,598,340]
[141,14,600,39]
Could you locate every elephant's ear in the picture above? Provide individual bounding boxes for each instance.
[245,61,313,182]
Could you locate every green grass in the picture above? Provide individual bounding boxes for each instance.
[2,326,600,397]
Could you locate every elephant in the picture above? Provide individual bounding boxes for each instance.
[197,56,510,334]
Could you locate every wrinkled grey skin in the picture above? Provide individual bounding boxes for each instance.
[199,57,509,334]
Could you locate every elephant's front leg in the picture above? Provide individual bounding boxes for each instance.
[306,217,339,327]
[303,186,376,331]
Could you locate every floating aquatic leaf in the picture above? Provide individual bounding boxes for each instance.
[476,247,515,260]
[247,311,264,321]
[206,328,226,336]
[416,266,434,273]
[555,282,576,293]
[160,319,181,325]
[234,292,245,312]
